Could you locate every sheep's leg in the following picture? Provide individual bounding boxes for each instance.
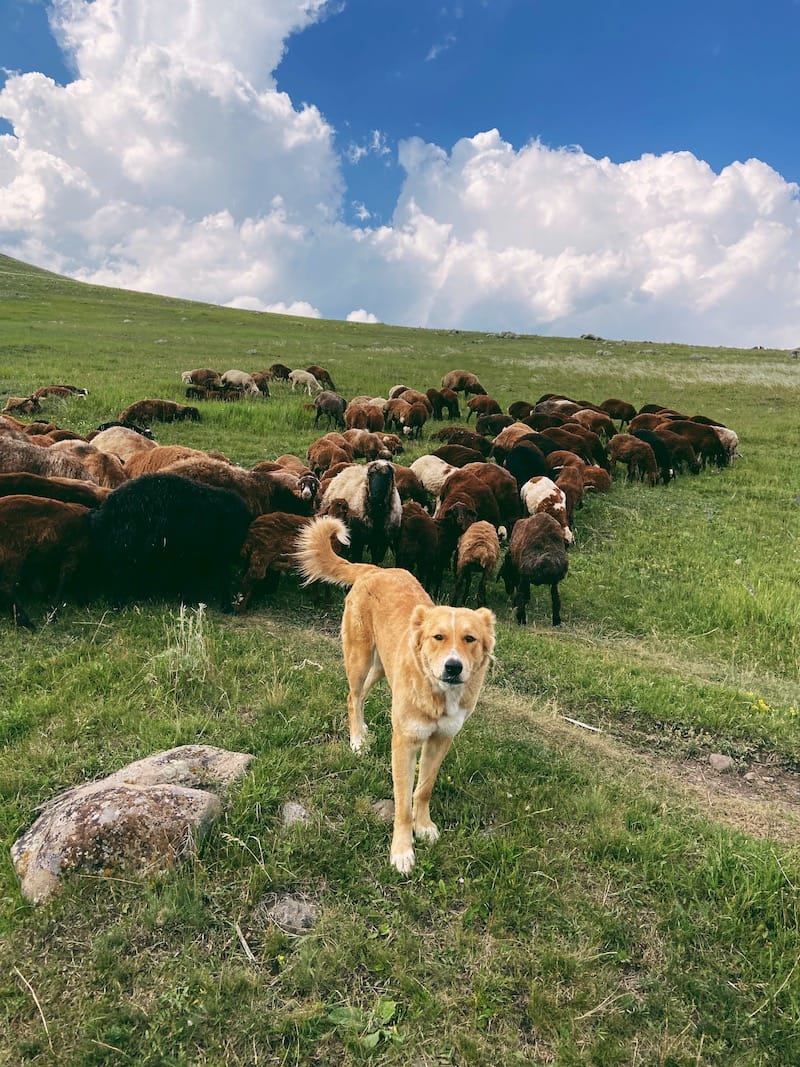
[515,579,529,625]
[390,729,420,873]
[550,582,562,626]
[413,733,454,843]
[475,567,489,607]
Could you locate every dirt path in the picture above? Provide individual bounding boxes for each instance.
[487,688,800,846]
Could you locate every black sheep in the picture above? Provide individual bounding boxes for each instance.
[88,473,252,609]
[499,512,568,626]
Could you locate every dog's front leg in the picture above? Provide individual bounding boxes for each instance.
[413,733,453,842]
[390,731,419,873]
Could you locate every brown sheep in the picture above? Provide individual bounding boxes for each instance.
[250,372,272,397]
[654,420,728,468]
[475,413,515,437]
[0,472,111,508]
[48,441,128,488]
[466,395,502,422]
[376,432,405,456]
[569,408,616,439]
[440,369,487,395]
[0,435,94,482]
[384,397,413,432]
[181,368,222,388]
[306,364,336,391]
[599,398,637,428]
[342,429,392,461]
[266,363,293,381]
[313,391,347,430]
[508,400,535,420]
[307,438,353,476]
[431,444,486,468]
[607,434,659,485]
[453,521,501,607]
[490,422,541,464]
[401,402,429,439]
[554,465,584,530]
[433,426,492,455]
[394,500,442,594]
[31,384,89,399]
[392,465,430,508]
[499,512,569,626]
[124,444,212,479]
[233,512,315,612]
[581,465,612,493]
[3,396,41,416]
[163,457,313,517]
[519,476,573,545]
[118,399,200,424]
[0,495,91,627]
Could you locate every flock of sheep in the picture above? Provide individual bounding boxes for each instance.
[0,361,739,629]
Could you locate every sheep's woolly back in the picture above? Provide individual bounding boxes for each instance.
[410,455,456,496]
[457,521,500,572]
[320,464,370,521]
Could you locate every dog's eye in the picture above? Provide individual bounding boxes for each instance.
[433,634,444,641]
[463,634,476,644]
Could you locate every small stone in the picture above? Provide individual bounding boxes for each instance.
[265,894,319,933]
[281,801,310,827]
[371,799,395,823]
[709,753,734,773]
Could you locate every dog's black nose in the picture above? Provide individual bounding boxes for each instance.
[443,657,463,680]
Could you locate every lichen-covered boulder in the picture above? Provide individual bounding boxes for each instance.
[11,745,253,903]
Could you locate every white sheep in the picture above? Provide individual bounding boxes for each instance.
[221,369,260,396]
[289,369,323,395]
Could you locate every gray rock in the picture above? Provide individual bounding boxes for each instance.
[263,894,319,933]
[11,745,253,903]
[281,801,310,827]
[709,753,735,773]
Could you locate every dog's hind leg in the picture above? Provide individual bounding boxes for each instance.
[413,733,454,843]
[343,635,384,752]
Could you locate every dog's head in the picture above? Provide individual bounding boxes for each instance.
[409,604,495,690]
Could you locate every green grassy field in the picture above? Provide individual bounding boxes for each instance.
[1,253,799,1065]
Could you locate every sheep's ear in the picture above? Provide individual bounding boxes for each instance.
[409,604,429,649]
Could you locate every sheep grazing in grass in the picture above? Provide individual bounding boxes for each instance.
[0,495,92,628]
[3,396,41,416]
[607,433,659,486]
[313,391,347,430]
[289,369,323,395]
[0,435,95,483]
[395,500,442,595]
[453,521,501,608]
[466,395,502,422]
[181,368,222,389]
[267,363,292,381]
[221,369,261,397]
[599,398,637,428]
[31,384,89,399]
[87,473,252,610]
[306,364,336,391]
[520,476,574,545]
[88,425,158,463]
[0,472,110,508]
[440,369,486,395]
[234,512,316,612]
[318,459,401,563]
[499,512,569,626]
[118,399,200,425]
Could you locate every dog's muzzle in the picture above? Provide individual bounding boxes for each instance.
[441,657,464,684]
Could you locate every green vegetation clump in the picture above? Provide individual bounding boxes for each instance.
[1,254,799,1065]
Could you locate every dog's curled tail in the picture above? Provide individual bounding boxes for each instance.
[295,515,373,588]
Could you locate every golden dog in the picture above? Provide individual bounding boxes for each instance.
[296,515,496,873]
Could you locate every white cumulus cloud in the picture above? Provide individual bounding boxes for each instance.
[346,308,379,323]
[1,1,800,347]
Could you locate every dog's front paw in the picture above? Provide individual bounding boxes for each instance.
[350,730,369,754]
[414,820,440,842]
[390,848,415,874]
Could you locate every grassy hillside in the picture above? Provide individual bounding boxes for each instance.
[1,253,799,1065]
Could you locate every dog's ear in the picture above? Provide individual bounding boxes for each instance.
[409,604,429,650]
[474,607,496,656]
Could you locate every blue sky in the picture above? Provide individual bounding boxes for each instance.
[1,0,800,345]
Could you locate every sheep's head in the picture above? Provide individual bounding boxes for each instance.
[366,460,395,503]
